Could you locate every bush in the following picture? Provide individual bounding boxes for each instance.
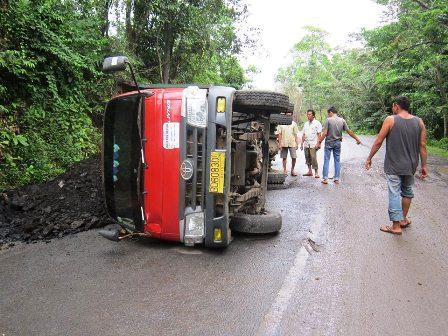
[428,138,448,151]
[0,1,108,191]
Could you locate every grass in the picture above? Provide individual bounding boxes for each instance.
[427,145,448,159]
[357,132,448,159]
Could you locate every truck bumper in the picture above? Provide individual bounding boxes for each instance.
[203,86,235,248]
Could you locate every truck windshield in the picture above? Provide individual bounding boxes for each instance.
[103,94,144,231]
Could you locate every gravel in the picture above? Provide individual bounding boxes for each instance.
[0,156,113,247]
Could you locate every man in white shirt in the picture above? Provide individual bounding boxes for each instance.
[301,109,322,178]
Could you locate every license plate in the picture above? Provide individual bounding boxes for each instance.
[209,151,225,193]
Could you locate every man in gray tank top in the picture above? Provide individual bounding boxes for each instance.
[365,96,427,235]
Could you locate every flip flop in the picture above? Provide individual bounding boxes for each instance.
[334,180,340,184]
[321,179,328,184]
[314,175,320,179]
[291,172,298,177]
[380,225,402,235]
[401,219,412,228]
[303,173,313,176]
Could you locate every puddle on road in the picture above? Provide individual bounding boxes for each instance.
[171,247,204,255]
[438,166,448,174]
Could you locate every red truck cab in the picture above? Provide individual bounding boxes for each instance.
[103,76,235,247]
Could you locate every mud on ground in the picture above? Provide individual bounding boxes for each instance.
[0,156,113,247]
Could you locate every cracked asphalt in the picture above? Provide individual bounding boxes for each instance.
[1,136,447,336]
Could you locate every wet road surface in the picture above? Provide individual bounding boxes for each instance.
[1,136,448,335]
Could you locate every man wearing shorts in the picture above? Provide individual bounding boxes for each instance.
[276,112,300,176]
[365,96,427,235]
[301,109,322,178]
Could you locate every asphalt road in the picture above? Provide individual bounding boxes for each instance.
[1,136,448,336]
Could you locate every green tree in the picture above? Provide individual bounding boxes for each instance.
[277,26,334,122]
[364,0,448,137]
[0,0,108,189]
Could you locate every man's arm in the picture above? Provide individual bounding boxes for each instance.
[347,130,361,145]
[293,123,300,149]
[419,118,428,179]
[316,120,328,149]
[275,126,282,148]
[316,129,327,149]
[343,120,361,144]
[365,116,394,169]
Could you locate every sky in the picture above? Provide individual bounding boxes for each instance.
[239,0,387,89]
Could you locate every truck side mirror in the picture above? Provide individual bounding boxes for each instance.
[102,56,128,73]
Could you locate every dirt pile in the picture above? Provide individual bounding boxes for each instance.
[0,156,113,247]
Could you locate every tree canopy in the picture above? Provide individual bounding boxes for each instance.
[0,0,250,190]
[277,0,448,139]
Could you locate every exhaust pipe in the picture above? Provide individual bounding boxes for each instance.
[98,226,151,242]
[98,228,120,242]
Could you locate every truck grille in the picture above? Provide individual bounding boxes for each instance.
[185,126,205,210]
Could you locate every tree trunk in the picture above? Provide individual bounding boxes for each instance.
[444,114,448,138]
[162,43,172,84]
[125,0,135,49]
[435,63,448,137]
[162,23,173,84]
[100,0,112,37]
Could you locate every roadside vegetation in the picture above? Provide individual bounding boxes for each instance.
[277,0,448,157]
[0,0,252,190]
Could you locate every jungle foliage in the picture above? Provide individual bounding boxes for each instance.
[0,0,249,190]
[277,0,448,142]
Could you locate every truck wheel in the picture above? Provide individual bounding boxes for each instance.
[268,172,286,184]
[233,91,289,114]
[269,113,292,125]
[230,211,282,234]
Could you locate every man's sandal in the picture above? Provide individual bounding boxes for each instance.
[321,179,328,184]
[401,219,411,228]
[380,225,402,235]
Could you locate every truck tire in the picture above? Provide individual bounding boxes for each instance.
[230,211,282,234]
[268,172,286,184]
[233,91,289,114]
[269,113,292,125]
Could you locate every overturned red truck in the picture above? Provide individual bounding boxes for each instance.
[99,56,292,248]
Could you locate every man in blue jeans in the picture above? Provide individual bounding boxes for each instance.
[316,106,361,184]
[365,96,427,235]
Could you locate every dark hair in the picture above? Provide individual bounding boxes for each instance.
[327,106,337,113]
[306,109,315,117]
[393,96,410,111]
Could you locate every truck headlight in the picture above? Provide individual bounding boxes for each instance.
[184,212,205,246]
[182,86,208,128]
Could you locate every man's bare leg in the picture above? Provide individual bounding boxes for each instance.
[291,158,297,176]
[314,169,320,178]
[303,164,313,176]
[283,158,287,175]
[402,197,412,225]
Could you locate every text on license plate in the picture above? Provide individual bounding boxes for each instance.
[209,151,225,193]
